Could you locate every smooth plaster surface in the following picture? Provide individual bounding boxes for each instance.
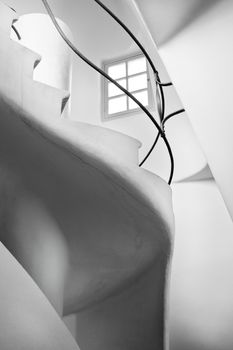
[9,0,208,182]
[159,0,233,220]
[0,4,174,349]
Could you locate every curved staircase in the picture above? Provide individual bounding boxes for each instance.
[0,3,174,350]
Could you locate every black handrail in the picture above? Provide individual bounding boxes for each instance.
[163,109,185,125]
[139,109,185,167]
[9,6,21,40]
[94,0,172,87]
[94,1,186,174]
[41,0,175,184]
[93,0,168,126]
[12,24,21,40]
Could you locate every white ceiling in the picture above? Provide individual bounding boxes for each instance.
[9,0,222,47]
[134,0,222,45]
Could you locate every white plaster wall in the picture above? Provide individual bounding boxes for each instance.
[14,14,72,107]
[9,0,207,181]
[0,242,80,350]
[170,180,233,350]
[63,180,233,349]
[4,2,233,348]
[159,0,233,218]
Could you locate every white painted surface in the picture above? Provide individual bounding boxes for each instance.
[0,1,18,35]
[0,92,174,349]
[13,14,72,117]
[134,0,221,46]
[0,243,80,350]
[159,0,233,219]
[170,180,233,350]
[0,29,69,120]
[7,0,208,181]
[0,8,174,347]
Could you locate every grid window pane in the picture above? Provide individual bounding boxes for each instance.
[108,95,127,114]
[108,62,126,79]
[128,73,147,92]
[104,55,152,118]
[128,90,148,110]
[128,57,147,76]
[108,79,126,97]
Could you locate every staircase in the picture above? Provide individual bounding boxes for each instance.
[0,3,174,350]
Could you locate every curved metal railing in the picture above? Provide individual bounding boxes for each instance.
[9,6,21,40]
[41,0,178,184]
[12,24,21,40]
[93,1,185,172]
[13,0,185,185]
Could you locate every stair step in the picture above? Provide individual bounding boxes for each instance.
[20,114,141,165]
[22,77,70,120]
[0,31,42,104]
[60,121,141,165]
[0,242,80,350]
[0,31,68,119]
[0,2,18,35]
[0,31,41,78]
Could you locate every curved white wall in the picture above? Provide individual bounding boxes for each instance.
[170,180,233,350]
[13,14,72,117]
[7,0,208,181]
[159,0,233,219]
[0,243,80,350]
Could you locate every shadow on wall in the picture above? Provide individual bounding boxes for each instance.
[169,180,233,350]
[135,0,222,46]
[164,0,222,45]
[171,338,223,350]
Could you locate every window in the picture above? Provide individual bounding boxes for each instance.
[102,54,153,119]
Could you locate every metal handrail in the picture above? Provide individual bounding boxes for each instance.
[9,6,21,40]
[94,1,186,175]
[8,1,185,184]
[41,0,176,184]
[94,0,172,88]
[139,109,185,167]
[93,0,168,134]
[12,24,21,40]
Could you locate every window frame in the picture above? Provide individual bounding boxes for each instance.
[101,53,155,121]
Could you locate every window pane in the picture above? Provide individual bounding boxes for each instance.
[128,90,148,110]
[128,57,147,75]
[108,95,127,114]
[128,73,147,92]
[108,79,126,97]
[108,63,126,79]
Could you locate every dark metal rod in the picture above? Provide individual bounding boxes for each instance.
[139,130,174,184]
[139,131,160,167]
[94,0,172,87]
[9,6,16,12]
[94,0,167,151]
[139,109,185,168]
[94,0,168,139]
[42,0,174,184]
[41,0,162,134]
[12,24,21,40]
[159,83,165,122]
[163,109,185,125]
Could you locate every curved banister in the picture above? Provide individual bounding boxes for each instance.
[93,0,186,170]
[139,109,185,167]
[93,0,168,128]
[94,1,172,87]
[12,24,21,40]
[11,0,184,183]
[163,109,185,125]
[41,0,176,184]
[9,6,21,40]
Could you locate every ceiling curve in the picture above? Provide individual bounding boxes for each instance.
[134,0,222,45]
